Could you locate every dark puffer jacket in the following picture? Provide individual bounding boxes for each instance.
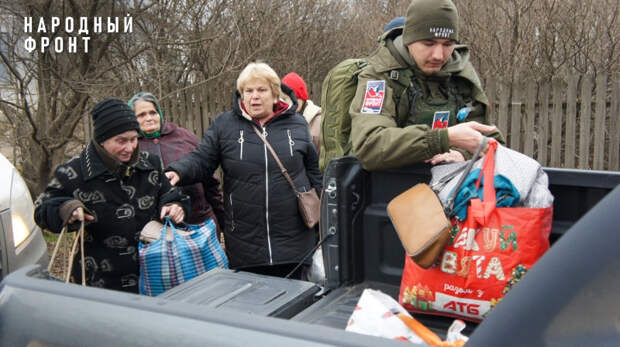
[167,85,322,269]
[139,122,225,226]
[35,143,190,293]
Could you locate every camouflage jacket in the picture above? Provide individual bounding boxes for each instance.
[349,35,503,171]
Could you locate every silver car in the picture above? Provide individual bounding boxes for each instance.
[0,154,48,279]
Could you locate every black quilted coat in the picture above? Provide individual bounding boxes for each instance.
[168,85,322,269]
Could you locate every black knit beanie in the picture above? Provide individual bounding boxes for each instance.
[90,98,140,143]
[402,0,459,46]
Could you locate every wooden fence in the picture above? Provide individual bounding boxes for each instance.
[156,81,233,139]
[485,74,619,171]
[128,73,619,171]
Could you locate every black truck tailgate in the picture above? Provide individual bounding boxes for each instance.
[159,268,320,318]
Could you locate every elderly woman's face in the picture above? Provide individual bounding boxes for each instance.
[134,101,161,134]
[101,130,139,163]
[242,78,277,120]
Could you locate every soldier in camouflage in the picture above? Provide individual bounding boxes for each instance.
[350,0,504,171]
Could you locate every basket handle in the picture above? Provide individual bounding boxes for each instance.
[48,215,86,286]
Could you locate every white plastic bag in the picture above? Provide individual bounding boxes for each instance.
[346,289,469,346]
[304,247,326,285]
[346,289,425,344]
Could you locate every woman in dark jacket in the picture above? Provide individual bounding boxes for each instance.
[35,98,190,293]
[166,62,322,279]
[128,92,225,232]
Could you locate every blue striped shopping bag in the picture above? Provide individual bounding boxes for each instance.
[139,217,228,296]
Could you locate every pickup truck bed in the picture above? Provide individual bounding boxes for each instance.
[292,282,477,337]
[293,281,399,327]
[293,158,620,337]
[1,157,618,346]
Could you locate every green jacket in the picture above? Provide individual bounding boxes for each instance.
[350,35,503,171]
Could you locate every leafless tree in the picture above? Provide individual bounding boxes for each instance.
[458,0,619,83]
[0,0,146,195]
[0,0,618,196]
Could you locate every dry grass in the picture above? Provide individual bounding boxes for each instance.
[43,230,75,280]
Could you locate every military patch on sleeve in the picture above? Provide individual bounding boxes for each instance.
[361,80,385,114]
[432,111,450,129]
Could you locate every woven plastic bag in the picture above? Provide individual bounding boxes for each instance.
[139,217,228,296]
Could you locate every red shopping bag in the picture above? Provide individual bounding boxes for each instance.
[399,141,552,322]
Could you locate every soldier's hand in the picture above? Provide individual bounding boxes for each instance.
[67,207,95,224]
[165,171,180,186]
[447,121,496,153]
[426,150,465,165]
[160,203,185,224]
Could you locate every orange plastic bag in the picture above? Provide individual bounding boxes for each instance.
[399,141,552,322]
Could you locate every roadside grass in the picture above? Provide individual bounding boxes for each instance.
[42,229,59,243]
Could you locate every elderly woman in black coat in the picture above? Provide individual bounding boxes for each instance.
[35,98,190,293]
[166,62,322,279]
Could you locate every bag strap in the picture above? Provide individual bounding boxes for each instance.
[161,216,178,240]
[48,217,86,285]
[478,140,499,205]
[250,124,325,279]
[444,137,489,216]
[285,223,335,280]
[48,224,68,273]
[430,163,468,192]
[251,125,298,193]
[75,219,86,285]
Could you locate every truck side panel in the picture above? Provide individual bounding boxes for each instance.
[321,158,620,289]
[297,157,619,335]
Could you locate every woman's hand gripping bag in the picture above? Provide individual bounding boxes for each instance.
[139,217,228,296]
[399,140,553,322]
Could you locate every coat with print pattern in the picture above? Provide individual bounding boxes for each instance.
[34,143,190,293]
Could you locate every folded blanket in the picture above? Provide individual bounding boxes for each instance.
[452,169,520,220]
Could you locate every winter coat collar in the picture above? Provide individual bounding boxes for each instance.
[370,34,489,106]
[80,141,156,181]
[392,34,472,80]
[233,83,297,125]
[138,122,179,140]
[158,122,179,136]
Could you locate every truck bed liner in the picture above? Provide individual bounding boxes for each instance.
[293,281,477,337]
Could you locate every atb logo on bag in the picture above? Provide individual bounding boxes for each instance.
[437,294,488,319]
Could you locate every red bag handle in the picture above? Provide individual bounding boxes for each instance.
[471,140,499,224]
